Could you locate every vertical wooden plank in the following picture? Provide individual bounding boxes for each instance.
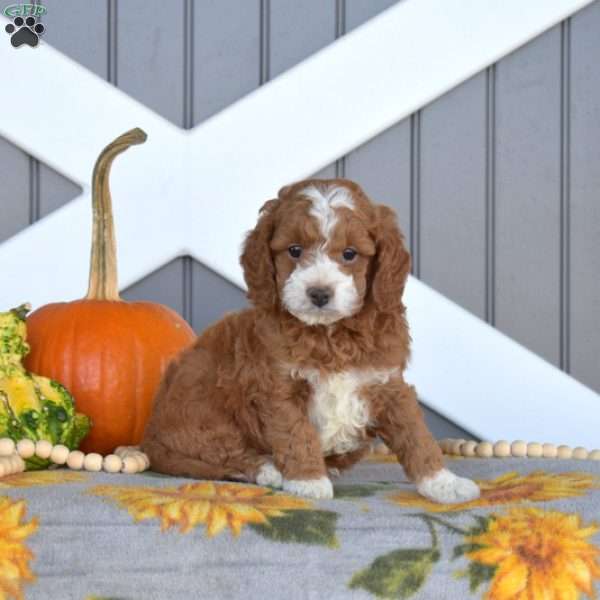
[39,165,82,218]
[191,0,260,322]
[312,164,337,179]
[117,0,185,126]
[0,137,30,242]
[344,123,412,246]
[40,0,109,78]
[494,27,562,366]
[343,0,410,248]
[569,2,600,393]
[191,261,248,333]
[345,0,400,32]
[30,2,104,226]
[193,0,261,123]
[419,73,487,318]
[122,259,186,318]
[268,0,335,78]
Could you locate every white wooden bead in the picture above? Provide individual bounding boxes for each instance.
[475,441,493,458]
[121,456,138,473]
[17,439,35,459]
[557,445,573,459]
[139,452,150,469]
[588,449,600,460]
[35,440,53,459]
[572,447,588,460]
[440,439,453,453]
[450,440,465,455]
[66,450,85,470]
[6,454,20,472]
[83,453,103,472]
[114,445,140,458]
[11,454,24,472]
[438,439,451,453]
[1,459,13,475]
[493,440,511,457]
[3,455,15,473]
[542,443,557,458]
[0,438,15,456]
[132,453,148,471]
[461,441,478,457]
[49,444,69,465]
[527,442,543,458]
[511,441,527,457]
[103,454,123,473]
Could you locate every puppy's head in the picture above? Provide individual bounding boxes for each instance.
[240,179,410,325]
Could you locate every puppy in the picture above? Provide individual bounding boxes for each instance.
[141,179,480,503]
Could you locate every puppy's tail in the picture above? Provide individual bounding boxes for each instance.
[140,438,231,480]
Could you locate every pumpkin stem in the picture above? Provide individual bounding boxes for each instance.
[10,303,31,321]
[86,128,147,301]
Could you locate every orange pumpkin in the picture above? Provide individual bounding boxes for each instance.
[24,129,196,455]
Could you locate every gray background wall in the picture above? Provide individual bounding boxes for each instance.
[1,0,599,438]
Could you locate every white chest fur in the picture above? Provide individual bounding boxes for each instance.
[292,368,396,456]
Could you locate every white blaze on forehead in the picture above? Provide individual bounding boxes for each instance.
[302,185,355,239]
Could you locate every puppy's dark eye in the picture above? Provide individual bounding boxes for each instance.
[342,248,357,262]
[288,245,303,259]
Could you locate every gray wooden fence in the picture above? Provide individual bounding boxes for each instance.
[1,1,599,437]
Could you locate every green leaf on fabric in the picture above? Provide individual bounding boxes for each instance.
[455,561,497,592]
[333,483,393,498]
[349,548,440,599]
[467,515,493,535]
[250,509,339,548]
[452,542,485,559]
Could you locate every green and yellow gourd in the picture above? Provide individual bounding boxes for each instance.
[0,304,91,469]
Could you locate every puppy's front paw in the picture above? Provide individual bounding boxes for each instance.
[283,476,334,499]
[255,462,283,488]
[417,468,480,504]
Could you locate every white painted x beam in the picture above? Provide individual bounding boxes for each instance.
[0,0,598,445]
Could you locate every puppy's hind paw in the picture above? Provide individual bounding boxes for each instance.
[417,468,480,504]
[255,462,283,489]
[283,476,334,499]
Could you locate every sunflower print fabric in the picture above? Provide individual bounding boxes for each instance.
[0,495,38,600]
[1,457,600,599]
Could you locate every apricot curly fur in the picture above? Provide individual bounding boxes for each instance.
[141,178,444,486]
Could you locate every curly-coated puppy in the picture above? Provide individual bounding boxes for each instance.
[141,178,480,502]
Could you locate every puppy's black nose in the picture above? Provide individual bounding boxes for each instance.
[307,287,331,308]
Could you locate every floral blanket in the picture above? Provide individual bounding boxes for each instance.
[2,454,600,600]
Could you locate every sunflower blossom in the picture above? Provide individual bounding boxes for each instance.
[90,481,312,537]
[0,496,38,600]
[466,507,600,599]
[0,470,87,489]
[389,470,600,512]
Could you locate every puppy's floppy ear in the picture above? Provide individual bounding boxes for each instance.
[370,205,411,312]
[240,199,279,310]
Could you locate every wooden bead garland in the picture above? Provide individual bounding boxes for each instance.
[439,438,600,461]
[0,438,150,476]
[2,435,600,479]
